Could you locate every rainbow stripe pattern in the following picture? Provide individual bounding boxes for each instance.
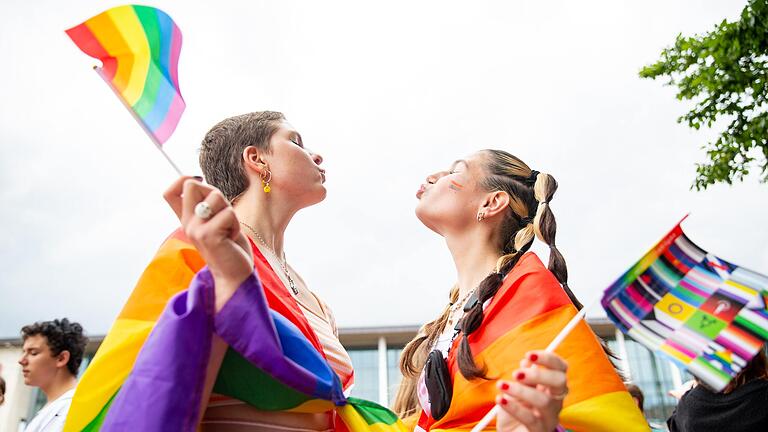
[415,253,649,431]
[64,229,405,431]
[66,5,185,144]
[601,221,768,391]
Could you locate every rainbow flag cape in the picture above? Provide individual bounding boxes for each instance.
[66,5,185,144]
[601,219,768,392]
[415,253,649,432]
[64,230,405,431]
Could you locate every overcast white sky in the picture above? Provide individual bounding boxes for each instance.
[1,1,766,339]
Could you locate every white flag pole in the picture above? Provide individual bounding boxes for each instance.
[93,66,183,176]
[470,299,599,432]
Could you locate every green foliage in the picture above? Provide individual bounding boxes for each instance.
[640,0,768,190]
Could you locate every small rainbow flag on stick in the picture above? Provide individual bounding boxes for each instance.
[66,5,185,174]
[602,216,768,391]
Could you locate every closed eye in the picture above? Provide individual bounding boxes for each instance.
[290,139,304,148]
[449,159,468,174]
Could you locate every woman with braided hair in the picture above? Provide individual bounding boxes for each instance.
[394,150,648,431]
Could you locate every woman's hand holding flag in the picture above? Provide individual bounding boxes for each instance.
[163,176,253,312]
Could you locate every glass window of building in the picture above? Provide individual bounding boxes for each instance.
[607,335,692,425]
[347,348,379,402]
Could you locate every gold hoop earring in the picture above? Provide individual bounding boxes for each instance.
[261,170,272,193]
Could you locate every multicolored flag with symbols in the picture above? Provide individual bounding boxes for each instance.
[601,216,768,391]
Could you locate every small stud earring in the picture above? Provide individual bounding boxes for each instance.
[477,212,485,222]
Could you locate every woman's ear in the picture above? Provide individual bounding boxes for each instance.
[478,191,510,219]
[242,146,268,177]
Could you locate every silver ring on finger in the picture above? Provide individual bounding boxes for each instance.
[194,201,213,220]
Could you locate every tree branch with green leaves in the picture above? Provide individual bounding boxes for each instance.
[640,0,768,190]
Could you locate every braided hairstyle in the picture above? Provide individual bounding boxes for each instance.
[456,149,581,379]
[396,149,590,393]
[394,285,459,419]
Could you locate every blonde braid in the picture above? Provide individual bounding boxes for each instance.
[394,285,459,417]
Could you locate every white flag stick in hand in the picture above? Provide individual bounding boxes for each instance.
[470,300,597,432]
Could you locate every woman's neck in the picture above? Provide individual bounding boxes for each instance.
[445,229,501,300]
[233,192,296,258]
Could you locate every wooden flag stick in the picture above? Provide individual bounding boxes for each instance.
[470,298,599,432]
[93,67,183,176]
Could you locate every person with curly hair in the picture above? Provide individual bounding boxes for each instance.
[18,318,88,432]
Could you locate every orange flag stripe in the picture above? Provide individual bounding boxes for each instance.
[420,254,648,431]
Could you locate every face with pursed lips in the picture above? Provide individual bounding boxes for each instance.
[415,151,489,236]
[260,121,326,209]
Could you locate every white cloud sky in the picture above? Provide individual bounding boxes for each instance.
[1,0,766,338]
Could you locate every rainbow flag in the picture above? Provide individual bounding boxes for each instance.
[415,253,649,431]
[66,5,185,144]
[601,219,768,391]
[64,230,405,431]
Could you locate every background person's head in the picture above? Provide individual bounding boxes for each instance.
[721,346,768,394]
[687,346,768,395]
[199,111,326,211]
[0,375,6,406]
[18,319,88,389]
[411,149,583,380]
[626,383,644,412]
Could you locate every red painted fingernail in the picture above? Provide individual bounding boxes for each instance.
[501,382,509,391]
[529,353,538,362]
[500,398,508,406]
[516,372,526,381]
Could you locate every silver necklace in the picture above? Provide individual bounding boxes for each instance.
[239,222,298,295]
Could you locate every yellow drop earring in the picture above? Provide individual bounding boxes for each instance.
[262,170,272,193]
